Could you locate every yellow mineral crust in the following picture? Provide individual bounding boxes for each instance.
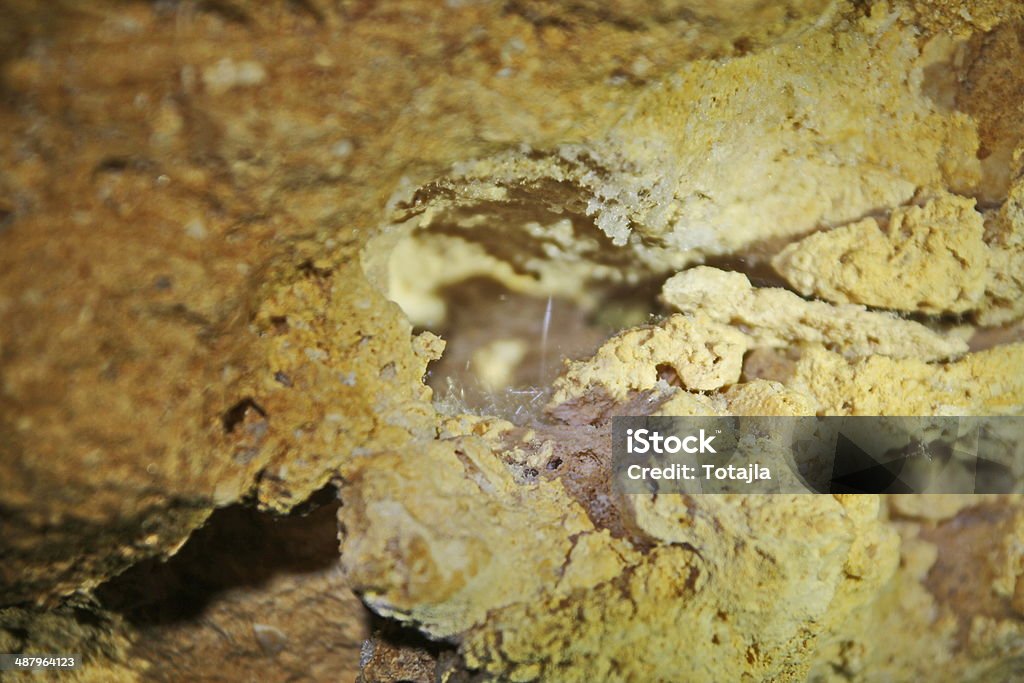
[652,380,817,417]
[722,380,818,416]
[340,438,620,637]
[340,436,900,682]
[594,4,980,254]
[661,267,968,360]
[771,193,991,315]
[457,531,890,682]
[247,248,444,513]
[791,343,1024,415]
[905,0,1024,36]
[2,0,1023,681]
[545,313,747,421]
[811,497,1024,681]
[978,174,1024,325]
[383,7,981,314]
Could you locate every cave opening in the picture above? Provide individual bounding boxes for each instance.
[421,275,666,424]
[362,188,680,424]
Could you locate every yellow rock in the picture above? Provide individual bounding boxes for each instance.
[662,266,968,360]
[773,193,990,315]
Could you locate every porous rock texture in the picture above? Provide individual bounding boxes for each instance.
[771,193,992,316]
[1,0,1023,681]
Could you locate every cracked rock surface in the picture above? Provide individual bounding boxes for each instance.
[1,0,1023,681]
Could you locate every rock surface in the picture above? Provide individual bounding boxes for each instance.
[1,1,1023,681]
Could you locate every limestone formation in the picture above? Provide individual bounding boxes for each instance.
[1,1,1023,681]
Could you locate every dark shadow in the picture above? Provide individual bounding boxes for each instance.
[96,485,340,627]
